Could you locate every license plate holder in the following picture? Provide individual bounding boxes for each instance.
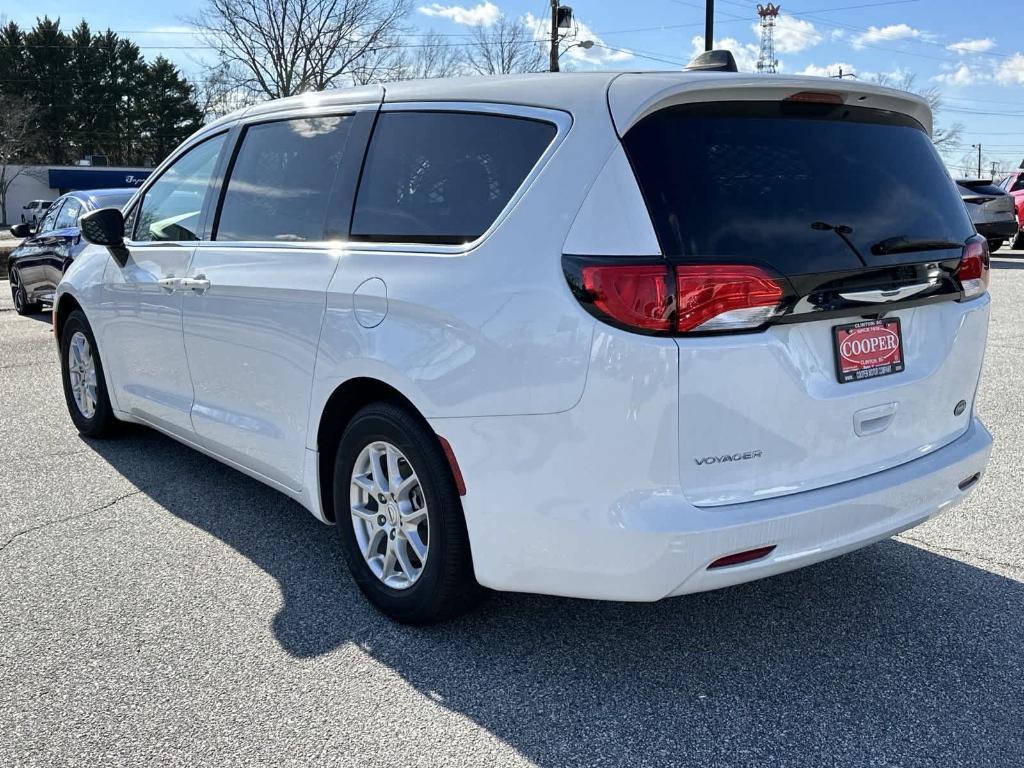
[833,318,904,383]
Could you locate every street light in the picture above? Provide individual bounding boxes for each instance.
[559,39,594,59]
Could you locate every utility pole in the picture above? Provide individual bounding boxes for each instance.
[705,0,714,51]
[550,0,560,73]
[972,143,982,178]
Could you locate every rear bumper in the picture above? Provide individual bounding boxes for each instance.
[975,220,1019,239]
[447,415,991,602]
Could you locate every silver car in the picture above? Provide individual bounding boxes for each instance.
[958,179,1018,252]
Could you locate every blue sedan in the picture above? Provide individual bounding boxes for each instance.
[8,188,135,315]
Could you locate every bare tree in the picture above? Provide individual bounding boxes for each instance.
[393,30,465,81]
[872,72,964,157]
[0,97,44,226]
[191,0,412,100]
[464,16,545,76]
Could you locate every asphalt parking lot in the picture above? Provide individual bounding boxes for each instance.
[2,254,1023,768]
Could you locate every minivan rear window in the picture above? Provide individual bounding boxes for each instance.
[351,111,556,244]
[622,101,975,275]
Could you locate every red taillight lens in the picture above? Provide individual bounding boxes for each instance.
[675,265,784,332]
[956,235,990,300]
[581,264,673,332]
[570,259,786,334]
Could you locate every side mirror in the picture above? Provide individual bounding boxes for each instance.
[9,223,32,238]
[80,207,130,267]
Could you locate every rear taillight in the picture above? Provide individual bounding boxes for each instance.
[675,265,784,333]
[567,258,786,335]
[581,264,672,332]
[956,235,990,300]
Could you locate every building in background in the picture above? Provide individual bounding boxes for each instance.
[4,166,151,224]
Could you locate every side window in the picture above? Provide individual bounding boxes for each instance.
[134,134,227,242]
[215,115,353,242]
[351,111,557,244]
[38,200,63,233]
[55,198,82,229]
[1012,175,1024,193]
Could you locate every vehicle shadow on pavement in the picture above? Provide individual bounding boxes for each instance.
[991,257,1024,270]
[86,427,1024,767]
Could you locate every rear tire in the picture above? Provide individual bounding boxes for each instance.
[333,402,483,624]
[10,269,43,315]
[60,309,120,438]
[1012,230,1024,251]
[987,239,1004,253]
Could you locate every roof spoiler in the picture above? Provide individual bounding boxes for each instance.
[685,49,738,73]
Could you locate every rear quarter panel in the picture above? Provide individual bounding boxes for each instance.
[306,100,622,439]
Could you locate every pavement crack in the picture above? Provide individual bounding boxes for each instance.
[897,533,1023,574]
[0,488,147,556]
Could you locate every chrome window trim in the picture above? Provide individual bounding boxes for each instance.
[346,101,573,255]
[234,101,378,128]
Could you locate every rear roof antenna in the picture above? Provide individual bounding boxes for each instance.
[685,49,738,73]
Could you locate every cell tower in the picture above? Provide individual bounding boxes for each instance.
[756,4,780,75]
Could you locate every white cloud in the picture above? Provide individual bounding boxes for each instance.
[749,15,821,54]
[523,13,633,66]
[934,64,983,86]
[947,38,995,54]
[852,23,929,49]
[995,52,1024,85]
[418,2,500,26]
[690,36,760,73]
[798,62,855,78]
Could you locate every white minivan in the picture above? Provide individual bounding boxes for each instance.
[57,71,992,623]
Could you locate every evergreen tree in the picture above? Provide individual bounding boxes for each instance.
[23,17,73,164]
[0,19,205,167]
[139,57,203,164]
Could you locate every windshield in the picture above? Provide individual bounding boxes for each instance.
[622,101,974,275]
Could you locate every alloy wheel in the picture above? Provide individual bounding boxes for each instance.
[349,441,430,590]
[67,331,98,419]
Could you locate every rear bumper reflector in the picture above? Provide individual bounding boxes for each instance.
[707,545,777,570]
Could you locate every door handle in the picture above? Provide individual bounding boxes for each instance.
[157,276,184,292]
[157,275,210,293]
[180,275,211,294]
[854,402,898,436]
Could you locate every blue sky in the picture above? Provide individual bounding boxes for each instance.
[8,0,1024,174]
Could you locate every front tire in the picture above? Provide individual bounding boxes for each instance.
[10,269,43,315]
[60,309,119,438]
[334,403,482,624]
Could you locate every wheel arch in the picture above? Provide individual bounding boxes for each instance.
[316,377,437,523]
[53,291,84,341]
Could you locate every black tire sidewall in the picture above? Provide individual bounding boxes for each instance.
[333,404,474,623]
[60,309,116,437]
[11,269,30,315]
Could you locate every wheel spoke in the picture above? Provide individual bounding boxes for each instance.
[369,446,387,495]
[363,527,385,561]
[351,504,378,524]
[380,540,397,580]
[385,446,402,494]
[394,539,417,579]
[352,474,375,497]
[400,504,428,526]
[405,529,428,562]
[394,473,418,500]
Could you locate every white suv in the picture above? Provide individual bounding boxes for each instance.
[57,72,992,623]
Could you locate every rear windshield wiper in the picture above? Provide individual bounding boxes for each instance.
[870,236,963,256]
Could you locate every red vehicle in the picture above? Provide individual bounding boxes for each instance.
[997,170,1024,249]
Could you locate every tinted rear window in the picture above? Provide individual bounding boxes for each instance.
[623,101,974,274]
[351,111,556,244]
[216,116,353,242]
